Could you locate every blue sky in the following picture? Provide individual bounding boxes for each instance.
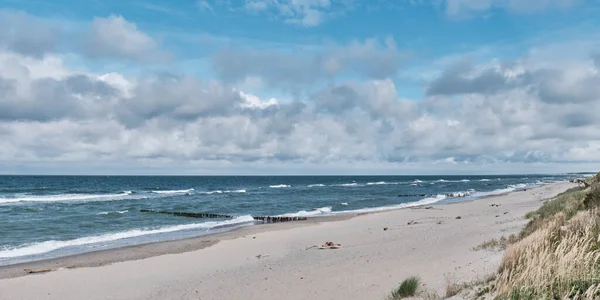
[1,0,600,174]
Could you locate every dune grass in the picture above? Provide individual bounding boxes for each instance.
[473,234,519,251]
[388,276,420,299]
[491,172,600,299]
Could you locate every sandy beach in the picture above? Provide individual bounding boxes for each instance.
[0,181,574,300]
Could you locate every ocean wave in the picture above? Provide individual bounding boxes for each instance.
[307,184,326,187]
[334,194,447,215]
[97,210,129,215]
[341,202,348,206]
[200,189,246,195]
[336,183,359,187]
[479,179,490,182]
[367,181,388,185]
[472,184,528,198]
[151,189,194,195]
[0,215,256,259]
[445,190,474,198]
[413,179,423,183]
[270,184,291,188]
[0,191,134,204]
[279,207,332,217]
[460,179,470,182]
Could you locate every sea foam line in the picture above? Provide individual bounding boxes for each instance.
[270,184,291,188]
[278,207,333,217]
[97,210,129,215]
[200,190,246,195]
[0,215,256,259]
[151,188,194,195]
[0,191,134,204]
[333,194,448,215]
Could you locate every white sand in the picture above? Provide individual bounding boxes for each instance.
[0,182,574,300]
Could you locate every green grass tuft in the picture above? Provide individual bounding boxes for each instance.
[388,276,420,299]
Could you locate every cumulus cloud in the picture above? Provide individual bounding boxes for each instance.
[85,15,167,61]
[2,43,600,175]
[211,37,407,89]
[0,10,60,57]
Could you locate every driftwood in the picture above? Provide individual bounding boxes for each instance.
[139,210,307,223]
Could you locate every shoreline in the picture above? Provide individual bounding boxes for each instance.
[0,183,561,279]
[0,181,576,300]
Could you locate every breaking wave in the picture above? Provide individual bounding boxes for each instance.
[200,190,246,195]
[307,184,326,187]
[270,184,291,188]
[0,215,256,259]
[0,191,134,204]
[97,210,129,215]
[279,207,332,217]
[151,189,194,195]
[334,194,448,215]
[367,181,388,185]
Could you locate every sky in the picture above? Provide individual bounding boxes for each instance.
[1,0,600,175]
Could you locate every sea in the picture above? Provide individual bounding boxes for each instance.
[0,174,590,266]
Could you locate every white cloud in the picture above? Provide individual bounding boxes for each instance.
[85,15,167,61]
[211,36,407,89]
[2,43,600,175]
[0,9,61,57]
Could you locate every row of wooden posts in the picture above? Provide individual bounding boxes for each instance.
[139,209,308,223]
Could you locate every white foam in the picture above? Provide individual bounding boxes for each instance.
[337,183,359,187]
[200,190,246,195]
[279,207,332,217]
[334,195,447,215]
[270,184,291,188]
[460,179,470,182]
[479,179,490,182]
[413,179,423,183]
[446,190,473,197]
[97,210,129,215]
[437,179,447,182]
[472,184,527,198]
[341,202,348,206]
[151,189,194,195]
[0,215,256,259]
[0,191,133,204]
[367,181,387,185]
[307,184,326,187]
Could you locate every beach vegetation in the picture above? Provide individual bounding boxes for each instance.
[445,279,470,297]
[491,174,600,299]
[387,276,420,299]
[473,234,518,251]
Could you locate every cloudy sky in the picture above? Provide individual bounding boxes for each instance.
[1,0,600,175]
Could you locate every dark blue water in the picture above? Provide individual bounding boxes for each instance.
[0,174,586,265]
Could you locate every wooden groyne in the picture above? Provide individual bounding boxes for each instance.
[139,209,307,224]
[140,210,233,219]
